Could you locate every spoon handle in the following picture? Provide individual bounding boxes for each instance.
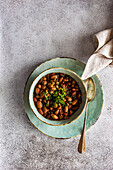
[78,102,88,153]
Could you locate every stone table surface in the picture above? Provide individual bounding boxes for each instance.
[0,0,113,170]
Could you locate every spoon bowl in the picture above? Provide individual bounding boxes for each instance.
[84,78,95,102]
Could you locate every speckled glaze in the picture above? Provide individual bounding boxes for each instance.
[29,67,87,126]
[23,57,103,138]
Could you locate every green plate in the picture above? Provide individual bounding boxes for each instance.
[23,57,104,138]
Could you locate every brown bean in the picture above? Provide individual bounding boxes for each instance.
[71,85,74,88]
[50,79,54,82]
[40,89,43,93]
[58,105,62,110]
[47,83,51,86]
[68,105,72,109]
[33,97,37,102]
[66,102,70,106]
[78,93,81,98]
[48,83,53,88]
[59,114,63,120]
[46,94,49,97]
[64,106,68,112]
[39,99,42,101]
[43,77,46,81]
[67,82,71,86]
[75,85,79,88]
[72,88,76,91]
[59,77,63,82]
[51,87,56,91]
[75,89,79,92]
[43,100,46,103]
[40,92,44,98]
[55,109,59,115]
[72,99,78,105]
[59,109,63,115]
[72,106,79,111]
[43,106,48,114]
[69,110,73,116]
[56,82,59,85]
[62,84,65,89]
[51,114,58,120]
[42,85,46,90]
[50,73,55,76]
[38,84,41,89]
[51,75,58,79]
[64,116,69,119]
[43,81,47,85]
[38,109,43,115]
[35,88,40,94]
[36,101,42,108]
[36,95,40,99]
[60,73,64,76]
[67,97,72,102]
[50,107,53,110]
[63,112,68,116]
[72,80,76,84]
[72,92,77,96]
[63,79,68,82]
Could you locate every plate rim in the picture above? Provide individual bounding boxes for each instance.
[23,57,104,139]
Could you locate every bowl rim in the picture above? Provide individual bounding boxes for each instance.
[29,67,87,126]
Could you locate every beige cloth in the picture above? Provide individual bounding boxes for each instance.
[81,28,113,80]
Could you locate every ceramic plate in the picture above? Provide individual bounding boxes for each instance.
[23,57,104,138]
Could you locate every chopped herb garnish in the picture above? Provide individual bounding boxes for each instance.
[46,103,49,107]
[49,88,66,107]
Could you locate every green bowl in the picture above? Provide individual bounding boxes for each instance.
[29,67,87,126]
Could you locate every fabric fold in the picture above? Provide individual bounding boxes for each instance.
[81,28,113,80]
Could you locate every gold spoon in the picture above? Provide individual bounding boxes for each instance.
[78,77,95,154]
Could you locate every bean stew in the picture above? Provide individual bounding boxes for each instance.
[33,73,82,120]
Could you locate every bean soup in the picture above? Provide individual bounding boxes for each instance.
[33,73,82,120]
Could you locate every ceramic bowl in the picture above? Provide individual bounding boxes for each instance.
[29,67,87,126]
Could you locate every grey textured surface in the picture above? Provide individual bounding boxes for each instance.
[0,0,113,170]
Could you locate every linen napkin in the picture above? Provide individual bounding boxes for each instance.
[81,28,113,80]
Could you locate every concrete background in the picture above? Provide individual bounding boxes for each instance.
[0,0,113,169]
